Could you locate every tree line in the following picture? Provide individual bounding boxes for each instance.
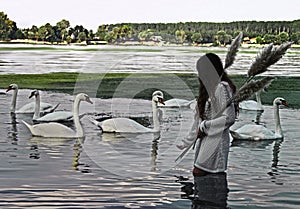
[1,11,300,45]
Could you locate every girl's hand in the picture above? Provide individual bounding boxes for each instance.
[197,127,207,138]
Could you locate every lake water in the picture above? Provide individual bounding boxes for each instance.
[0,45,300,208]
[1,44,300,76]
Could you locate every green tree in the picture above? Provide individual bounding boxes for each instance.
[138,31,147,42]
[263,34,276,44]
[14,29,24,39]
[69,25,88,43]
[88,29,94,40]
[256,36,263,44]
[214,30,232,46]
[65,35,72,44]
[44,23,56,42]
[56,19,70,42]
[175,29,186,43]
[38,25,47,41]
[96,24,108,40]
[290,32,300,44]
[27,25,39,40]
[191,32,203,44]
[120,25,134,40]
[138,29,154,42]
[78,31,87,42]
[111,26,121,42]
[0,12,18,40]
[276,32,289,44]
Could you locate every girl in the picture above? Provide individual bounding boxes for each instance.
[177,53,237,176]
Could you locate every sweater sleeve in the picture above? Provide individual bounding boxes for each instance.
[201,82,236,137]
[177,108,201,149]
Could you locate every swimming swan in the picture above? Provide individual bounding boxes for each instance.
[22,93,93,138]
[230,97,288,140]
[6,84,59,114]
[90,91,164,133]
[239,91,263,111]
[29,90,73,122]
[158,98,195,108]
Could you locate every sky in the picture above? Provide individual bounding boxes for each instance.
[1,0,300,31]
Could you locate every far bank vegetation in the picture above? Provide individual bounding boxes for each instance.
[1,11,300,46]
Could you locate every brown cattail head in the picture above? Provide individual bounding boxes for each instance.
[267,42,293,68]
[248,42,292,77]
[233,76,275,104]
[248,44,274,77]
[224,32,243,70]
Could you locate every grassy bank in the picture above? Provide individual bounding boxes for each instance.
[1,72,299,109]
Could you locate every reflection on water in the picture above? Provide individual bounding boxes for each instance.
[150,138,159,172]
[178,173,229,209]
[255,110,264,124]
[0,89,300,208]
[193,173,229,208]
[268,139,284,186]
[7,113,18,144]
[271,139,283,168]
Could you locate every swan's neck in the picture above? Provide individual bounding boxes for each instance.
[256,92,263,110]
[11,88,18,113]
[33,94,41,120]
[152,101,160,132]
[274,103,282,136]
[73,97,83,137]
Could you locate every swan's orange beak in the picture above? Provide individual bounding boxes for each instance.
[282,100,288,107]
[158,97,165,105]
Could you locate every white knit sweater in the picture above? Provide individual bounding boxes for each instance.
[180,81,236,173]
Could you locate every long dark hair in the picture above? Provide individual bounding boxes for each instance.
[197,53,237,119]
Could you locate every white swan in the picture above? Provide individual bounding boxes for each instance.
[90,91,164,133]
[158,98,195,108]
[239,91,263,111]
[6,84,59,113]
[22,93,93,138]
[230,97,288,140]
[29,90,73,122]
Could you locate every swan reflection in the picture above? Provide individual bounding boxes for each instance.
[28,137,88,172]
[150,137,160,172]
[8,113,18,144]
[267,139,284,185]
